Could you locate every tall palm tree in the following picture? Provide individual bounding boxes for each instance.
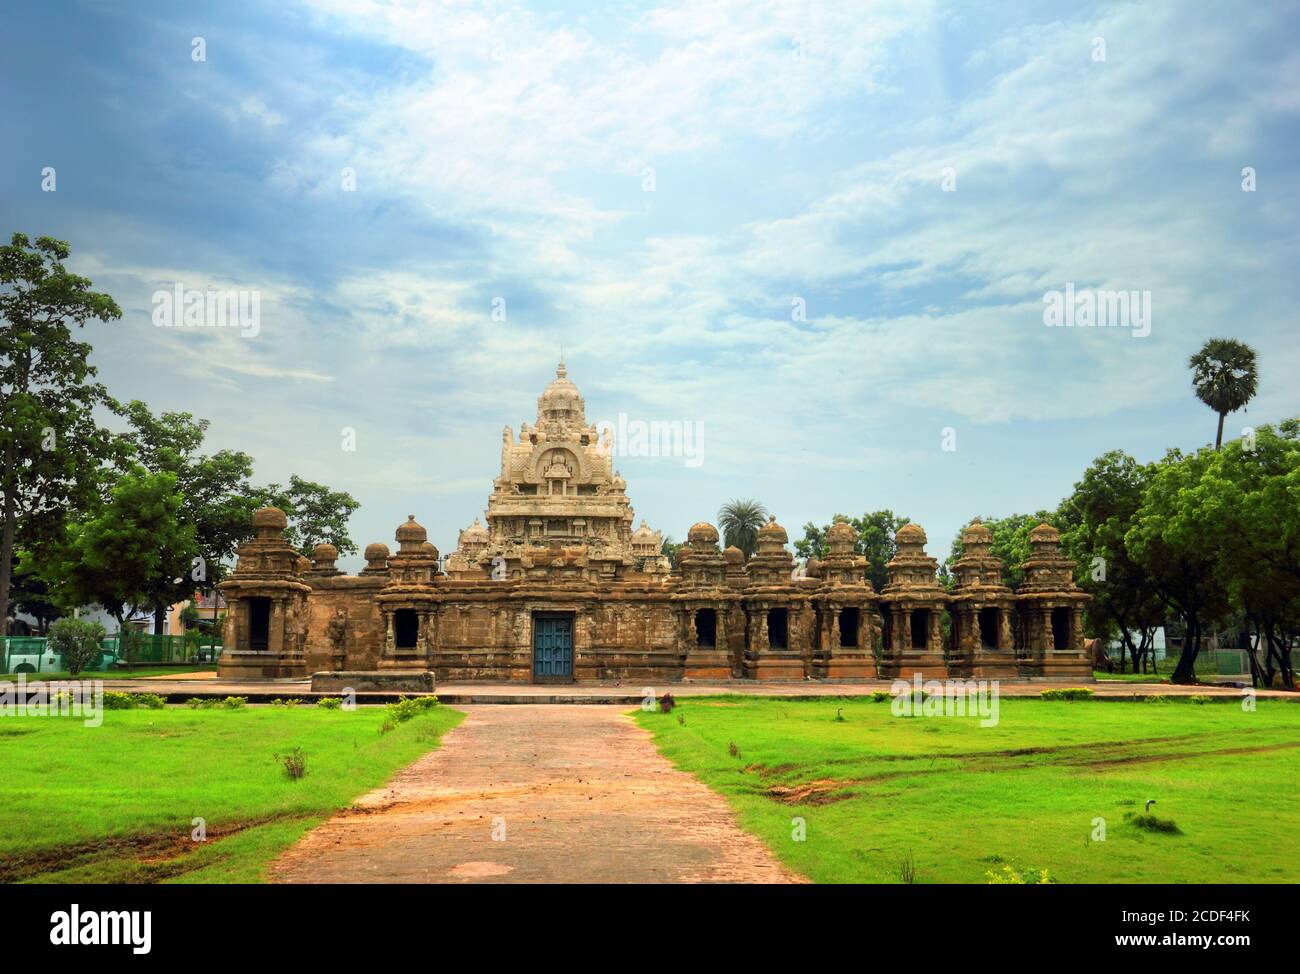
[1189,338,1259,449]
[717,499,768,559]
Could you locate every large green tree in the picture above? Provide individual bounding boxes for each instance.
[795,510,911,592]
[254,475,361,556]
[0,234,121,632]
[1058,452,1165,673]
[120,401,258,632]
[1189,337,1258,449]
[940,512,1056,591]
[28,468,196,651]
[1188,422,1300,687]
[1125,448,1230,684]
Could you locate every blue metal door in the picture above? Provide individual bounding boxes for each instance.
[533,615,573,680]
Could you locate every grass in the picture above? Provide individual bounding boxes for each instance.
[1,664,215,680]
[0,704,463,883]
[635,695,1300,884]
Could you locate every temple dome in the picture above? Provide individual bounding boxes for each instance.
[723,545,744,564]
[826,521,856,544]
[962,520,993,544]
[757,515,788,544]
[687,521,719,545]
[420,541,440,559]
[461,517,489,544]
[1030,522,1060,543]
[632,520,658,544]
[312,542,338,562]
[364,542,390,562]
[252,507,287,530]
[538,360,584,413]
[395,515,427,544]
[896,523,927,545]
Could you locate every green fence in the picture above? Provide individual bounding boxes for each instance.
[1,633,222,674]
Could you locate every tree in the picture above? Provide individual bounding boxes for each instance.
[795,510,911,591]
[47,617,107,677]
[1189,337,1258,449]
[1125,448,1230,683]
[120,401,258,632]
[941,512,1056,590]
[660,534,681,570]
[1057,453,1165,673]
[8,557,63,634]
[0,233,122,633]
[717,499,768,559]
[29,469,196,662]
[1188,422,1300,687]
[254,475,361,555]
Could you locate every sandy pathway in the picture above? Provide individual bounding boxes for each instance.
[270,704,801,884]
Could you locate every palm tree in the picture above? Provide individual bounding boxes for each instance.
[717,499,768,559]
[1189,338,1259,449]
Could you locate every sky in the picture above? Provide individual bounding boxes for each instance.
[2,0,1298,571]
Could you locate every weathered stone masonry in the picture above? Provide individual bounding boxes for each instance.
[219,363,1091,683]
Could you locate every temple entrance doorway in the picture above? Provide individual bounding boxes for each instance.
[533,612,574,683]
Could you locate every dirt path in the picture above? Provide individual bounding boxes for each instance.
[270,705,802,884]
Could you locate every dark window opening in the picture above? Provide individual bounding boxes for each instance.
[248,597,271,652]
[767,608,789,649]
[1051,608,1071,650]
[695,608,717,648]
[910,609,929,649]
[394,609,419,649]
[979,607,1000,649]
[839,607,860,648]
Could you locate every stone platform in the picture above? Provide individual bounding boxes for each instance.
[82,673,1295,704]
[310,670,436,693]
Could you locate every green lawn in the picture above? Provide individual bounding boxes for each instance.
[0,704,463,883]
[1,664,216,680]
[636,695,1300,884]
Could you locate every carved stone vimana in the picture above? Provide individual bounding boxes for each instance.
[218,362,1090,685]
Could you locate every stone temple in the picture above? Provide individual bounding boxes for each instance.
[218,362,1091,686]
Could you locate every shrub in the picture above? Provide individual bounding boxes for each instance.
[383,695,439,726]
[659,692,675,714]
[102,691,166,710]
[871,690,892,703]
[47,618,107,677]
[1142,694,1173,704]
[728,741,740,759]
[276,747,307,781]
[103,691,138,710]
[270,698,303,707]
[185,695,247,710]
[1040,687,1093,701]
[315,696,342,710]
[1127,813,1181,834]
[985,864,1054,884]
[1188,694,1213,705]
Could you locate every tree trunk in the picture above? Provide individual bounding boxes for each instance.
[1215,411,1226,449]
[1172,618,1200,684]
[153,603,167,635]
[0,436,16,643]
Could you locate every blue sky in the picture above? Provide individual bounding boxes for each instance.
[3,0,1298,570]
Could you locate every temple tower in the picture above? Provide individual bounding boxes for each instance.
[947,519,1018,679]
[1016,523,1091,679]
[217,507,311,679]
[878,523,948,680]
